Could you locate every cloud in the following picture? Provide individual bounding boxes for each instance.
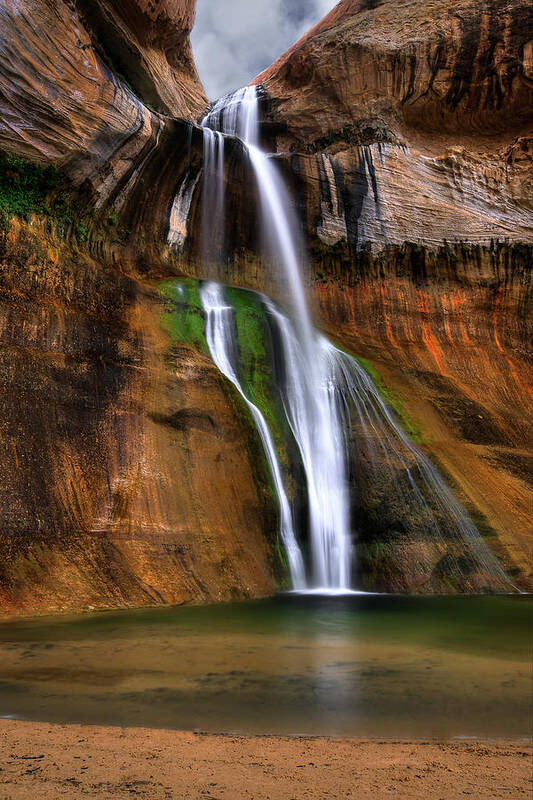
[191,0,338,100]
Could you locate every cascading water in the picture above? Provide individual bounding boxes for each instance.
[198,85,513,593]
[325,341,512,588]
[200,281,306,589]
[201,128,225,261]
[261,298,351,591]
[203,86,352,592]
[203,87,259,146]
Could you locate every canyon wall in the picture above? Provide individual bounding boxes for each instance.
[0,0,531,612]
[256,0,532,145]
[0,0,280,615]
[0,220,278,614]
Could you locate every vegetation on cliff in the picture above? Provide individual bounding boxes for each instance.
[0,152,94,243]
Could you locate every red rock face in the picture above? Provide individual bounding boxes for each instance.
[0,0,531,611]
[249,0,533,253]
[0,219,278,616]
[314,255,532,590]
[256,0,533,145]
[0,0,206,194]
[0,0,279,615]
[76,0,206,116]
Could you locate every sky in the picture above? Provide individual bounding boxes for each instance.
[191,0,338,100]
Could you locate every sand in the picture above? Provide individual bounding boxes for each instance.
[0,720,531,799]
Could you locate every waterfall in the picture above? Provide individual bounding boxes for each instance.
[203,87,259,146]
[261,299,351,590]
[326,343,512,588]
[201,128,225,261]
[204,86,352,591]
[199,85,513,593]
[200,281,306,589]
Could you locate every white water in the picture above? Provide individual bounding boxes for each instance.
[263,295,511,590]
[262,299,351,590]
[204,86,352,591]
[200,281,306,589]
[203,87,259,146]
[327,341,512,589]
[201,127,225,261]
[199,84,513,593]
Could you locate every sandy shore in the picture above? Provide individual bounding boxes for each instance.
[0,720,531,799]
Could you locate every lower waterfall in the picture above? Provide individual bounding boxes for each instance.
[197,86,513,593]
[195,280,512,593]
[201,281,306,589]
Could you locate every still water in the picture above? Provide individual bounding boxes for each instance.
[0,595,530,738]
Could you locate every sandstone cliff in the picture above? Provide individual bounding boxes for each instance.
[0,0,207,206]
[0,221,278,614]
[0,0,280,615]
[0,0,531,613]
[256,0,532,145]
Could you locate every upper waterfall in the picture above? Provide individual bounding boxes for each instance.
[202,87,259,146]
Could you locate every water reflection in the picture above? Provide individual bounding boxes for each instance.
[0,595,530,738]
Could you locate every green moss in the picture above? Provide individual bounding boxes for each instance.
[272,536,291,590]
[358,540,399,590]
[354,356,424,444]
[226,288,288,456]
[159,279,208,354]
[161,280,289,459]
[463,507,498,541]
[157,279,294,585]
[75,222,89,243]
[52,191,75,235]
